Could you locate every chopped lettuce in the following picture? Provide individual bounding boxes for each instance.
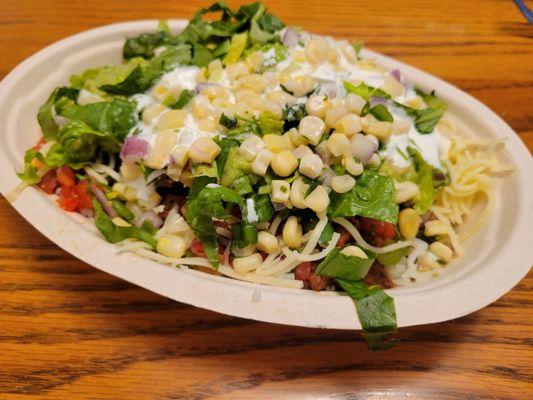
[343,81,391,101]
[37,87,79,139]
[328,170,399,223]
[17,149,46,184]
[93,199,157,248]
[223,32,248,65]
[316,247,375,281]
[316,246,398,350]
[185,185,244,267]
[376,246,410,266]
[220,147,253,187]
[257,111,284,135]
[242,193,274,223]
[407,146,437,213]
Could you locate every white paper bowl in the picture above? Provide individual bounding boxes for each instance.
[0,20,531,330]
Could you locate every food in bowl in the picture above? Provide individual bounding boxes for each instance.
[13,2,512,348]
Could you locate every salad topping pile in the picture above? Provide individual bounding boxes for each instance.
[16,2,512,349]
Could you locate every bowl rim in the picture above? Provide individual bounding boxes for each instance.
[0,19,532,330]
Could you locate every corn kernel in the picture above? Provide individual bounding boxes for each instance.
[325,106,349,128]
[395,181,420,203]
[283,216,302,249]
[283,76,316,97]
[145,130,178,169]
[344,93,366,115]
[287,127,307,147]
[226,61,249,81]
[335,114,362,136]
[292,145,313,159]
[380,74,404,98]
[424,220,448,237]
[290,177,309,209]
[156,110,187,131]
[271,150,298,177]
[143,104,166,125]
[305,38,330,64]
[192,95,213,120]
[271,180,291,203]
[120,162,141,182]
[257,231,280,254]
[399,208,421,240]
[326,133,351,157]
[298,116,326,145]
[429,242,453,262]
[157,235,187,259]
[238,74,267,92]
[239,135,266,161]
[306,95,329,118]
[304,185,330,213]
[188,136,221,164]
[233,253,263,273]
[342,156,364,176]
[264,134,289,154]
[299,153,324,179]
[331,174,356,193]
[251,149,273,176]
[170,146,189,167]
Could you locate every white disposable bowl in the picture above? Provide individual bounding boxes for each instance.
[0,20,531,329]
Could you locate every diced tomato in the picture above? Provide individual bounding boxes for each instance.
[56,166,76,187]
[360,217,396,240]
[336,226,352,248]
[55,180,94,213]
[189,240,207,257]
[37,170,58,194]
[73,180,93,210]
[56,196,79,212]
[33,137,46,151]
[294,262,314,281]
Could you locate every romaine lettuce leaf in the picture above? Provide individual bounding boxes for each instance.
[60,100,137,143]
[407,146,436,213]
[17,149,46,184]
[316,247,375,281]
[328,170,399,223]
[185,185,244,267]
[37,87,79,139]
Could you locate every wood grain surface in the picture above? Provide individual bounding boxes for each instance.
[0,1,532,398]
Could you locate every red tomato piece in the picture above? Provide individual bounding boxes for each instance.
[189,240,207,257]
[359,217,396,240]
[336,226,352,248]
[73,181,93,210]
[56,195,78,211]
[294,262,314,281]
[37,169,58,194]
[56,166,76,187]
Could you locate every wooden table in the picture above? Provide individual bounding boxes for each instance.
[1,1,531,398]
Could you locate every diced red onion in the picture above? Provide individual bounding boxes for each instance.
[282,28,299,48]
[317,168,336,187]
[272,202,287,211]
[369,96,387,108]
[90,184,118,219]
[120,136,148,161]
[391,68,402,83]
[350,133,378,162]
[136,210,163,229]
